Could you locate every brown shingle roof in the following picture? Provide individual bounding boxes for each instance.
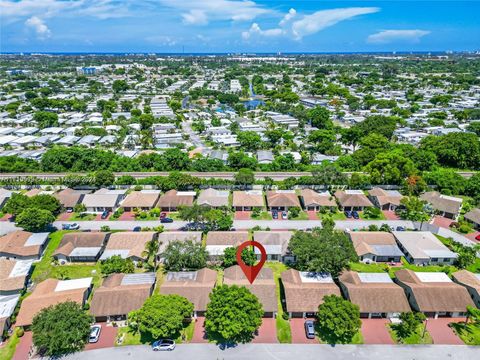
[281,269,340,313]
[349,231,400,257]
[300,189,336,207]
[54,232,108,257]
[197,188,229,207]
[452,270,480,295]
[253,231,293,256]
[0,231,46,258]
[205,231,249,246]
[103,232,156,260]
[0,259,29,293]
[339,271,411,313]
[120,191,160,208]
[54,188,84,208]
[395,269,474,313]
[223,265,277,313]
[266,191,301,208]
[464,208,480,225]
[157,190,194,208]
[160,268,216,312]
[420,191,462,215]
[157,231,203,254]
[334,190,374,207]
[232,191,264,208]
[367,187,404,206]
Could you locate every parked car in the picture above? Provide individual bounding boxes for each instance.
[272,211,278,219]
[89,325,101,343]
[396,226,406,231]
[476,234,480,241]
[152,339,175,351]
[66,208,73,213]
[352,211,359,219]
[62,223,79,230]
[101,210,110,219]
[160,212,167,219]
[304,320,315,339]
[161,217,173,223]
[133,226,141,232]
[344,211,352,218]
[281,211,288,220]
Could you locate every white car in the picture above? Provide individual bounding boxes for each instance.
[89,325,101,343]
[152,339,175,351]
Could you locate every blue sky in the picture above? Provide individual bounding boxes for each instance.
[1,1,479,53]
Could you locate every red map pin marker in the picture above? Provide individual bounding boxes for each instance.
[236,240,267,284]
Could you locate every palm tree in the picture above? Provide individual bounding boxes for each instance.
[142,237,160,271]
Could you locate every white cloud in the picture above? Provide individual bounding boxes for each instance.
[279,8,296,26]
[367,29,431,44]
[242,23,283,40]
[292,7,380,40]
[159,0,270,25]
[25,16,50,38]
[145,35,178,46]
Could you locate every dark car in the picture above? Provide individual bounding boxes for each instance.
[344,211,352,218]
[161,217,173,223]
[352,211,359,219]
[133,226,141,232]
[396,226,406,231]
[272,211,278,219]
[304,320,315,339]
[101,210,110,219]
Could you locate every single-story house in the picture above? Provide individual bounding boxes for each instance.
[0,294,21,340]
[157,190,195,211]
[99,232,157,263]
[205,231,249,260]
[349,231,404,263]
[339,271,411,318]
[160,268,217,317]
[54,232,109,263]
[197,188,229,208]
[53,188,86,211]
[16,277,93,327]
[452,270,480,308]
[395,270,474,318]
[300,189,336,211]
[82,190,124,213]
[157,231,203,262]
[464,208,480,230]
[420,191,463,219]
[0,231,49,260]
[281,270,341,318]
[253,231,294,262]
[120,190,160,211]
[0,258,33,295]
[266,190,301,211]
[368,188,404,211]
[223,265,277,318]
[90,272,156,322]
[232,190,264,211]
[334,190,374,211]
[392,231,457,266]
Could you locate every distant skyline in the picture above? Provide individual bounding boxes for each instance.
[1,1,480,53]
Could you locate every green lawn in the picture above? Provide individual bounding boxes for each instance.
[349,262,391,275]
[0,331,20,360]
[116,320,195,346]
[389,324,433,344]
[359,211,387,220]
[69,213,96,221]
[351,331,364,344]
[289,211,309,220]
[451,322,480,345]
[324,211,347,220]
[133,213,160,221]
[265,262,292,343]
[252,211,273,220]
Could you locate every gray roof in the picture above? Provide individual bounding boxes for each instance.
[121,272,156,286]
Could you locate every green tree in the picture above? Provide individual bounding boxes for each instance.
[16,208,55,232]
[308,106,332,129]
[94,170,115,187]
[222,246,257,267]
[3,193,31,216]
[142,237,160,271]
[163,148,191,170]
[100,255,135,275]
[392,312,426,340]
[33,111,59,129]
[424,168,466,195]
[317,295,361,344]
[364,150,417,185]
[112,79,128,93]
[129,294,193,339]
[161,240,207,271]
[205,285,263,343]
[236,131,262,151]
[32,301,93,357]
[397,196,431,226]
[234,168,255,187]
[30,194,62,216]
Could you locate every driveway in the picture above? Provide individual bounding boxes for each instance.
[465,231,480,243]
[118,212,136,221]
[235,211,251,220]
[383,211,400,220]
[432,216,455,229]
[85,324,118,351]
[57,212,73,221]
[307,211,318,220]
[290,318,317,344]
[426,318,464,345]
[361,319,394,344]
[191,317,208,343]
[13,330,33,360]
[252,318,277,343]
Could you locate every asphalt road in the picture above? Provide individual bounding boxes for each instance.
[63,344,478,360]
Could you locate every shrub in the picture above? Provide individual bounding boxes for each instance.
[16,327,24,337]
[100,225,110,232]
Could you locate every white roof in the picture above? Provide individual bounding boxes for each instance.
[416,272,452,283]
[9,259,34,278]
[0,294,21,318]
[345,190,364,194]
[358,272,393,283]
[299,272,334,283]
[69,247,102,257]
[177,191,196,196]
[121,272,156,286]
[54,277,92,292]
[24,232,49,246]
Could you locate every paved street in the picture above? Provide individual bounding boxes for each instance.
[63,344,478,360]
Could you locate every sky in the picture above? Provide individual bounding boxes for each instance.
[1,0,480,53]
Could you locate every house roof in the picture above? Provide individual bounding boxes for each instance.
[197,188,229,207]
[54,188,84,208]
[395,269,474,312]
[334,190,374,207]
[82,193,120,208]
[349,231,404,258]
[100,232,155,261]
[266,191,301,208]
[0,258,33,293]
[367,187,404,206]
[232,191,264,207]
[90,273,155,317]
[205,231,249,246]
[157,231,203,254]
[281,269,340,313]
[157,190,195,208]
[120,191,160,208]
[54,232,108,258]
[0,231,49,258]
[300,189,336,207]
[420,191,462,215]
[223,266,277,313]
[339,271,411,313]
[16,277,92,326]
[160,268,216,312]
[464,208,480,225]
[253,231,293,256]
[452,270,480,295]
[392,231,457,260]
